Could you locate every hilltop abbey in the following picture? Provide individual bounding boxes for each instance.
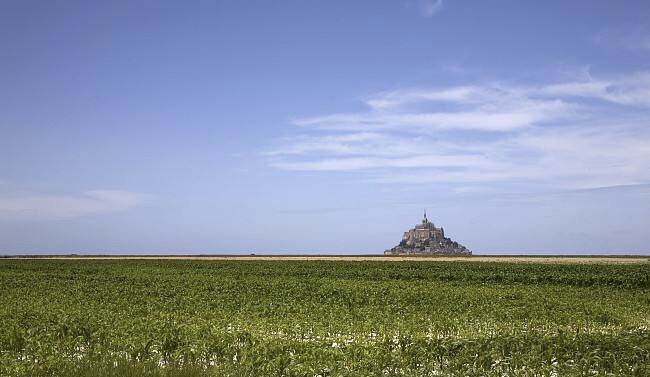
[385,211,471,255]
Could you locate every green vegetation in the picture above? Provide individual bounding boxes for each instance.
[1,260,649,376]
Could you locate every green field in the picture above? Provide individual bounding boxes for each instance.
[1,259,649,376]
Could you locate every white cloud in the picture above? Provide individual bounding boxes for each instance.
[294,98,572,132]
[362,129,650,189]
[269,71,650,190]
[272,154,493,172]
[420,0,443,17]
[266,133,390,156]
[366,86,487,110]
[0,190,151,223]
[540,72,650,107]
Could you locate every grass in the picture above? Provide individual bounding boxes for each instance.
[1,259,649,376]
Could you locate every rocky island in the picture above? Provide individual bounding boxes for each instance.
[385,211,471,255]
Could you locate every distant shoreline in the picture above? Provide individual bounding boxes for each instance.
[1,255,648,263]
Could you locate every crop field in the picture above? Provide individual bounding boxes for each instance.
[1,259,649,376]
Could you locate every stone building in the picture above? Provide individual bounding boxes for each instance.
[385,210,471,255]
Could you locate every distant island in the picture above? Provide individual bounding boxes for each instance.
[385,211,471,255]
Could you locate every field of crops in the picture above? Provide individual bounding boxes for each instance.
[1,259,649,376]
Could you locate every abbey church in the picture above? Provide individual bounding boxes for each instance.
[385,211,471,255]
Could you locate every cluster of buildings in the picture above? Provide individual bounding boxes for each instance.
[385,211,471,255]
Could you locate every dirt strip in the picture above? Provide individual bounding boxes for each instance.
[4,256,649,263]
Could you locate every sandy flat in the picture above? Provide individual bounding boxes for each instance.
[4,255,648,263]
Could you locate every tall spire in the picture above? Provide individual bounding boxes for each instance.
[423,208,428,222]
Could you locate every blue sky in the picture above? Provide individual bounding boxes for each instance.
[2,0,650,254]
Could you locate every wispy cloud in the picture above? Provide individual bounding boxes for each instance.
[365,86,484,110]
[272,154,493,172]
[294,95,572,133]
[268,71,650,190]
[369,124,650,188]
[420,0,443,17]
[0,190,151,223]
[540,72,650,106]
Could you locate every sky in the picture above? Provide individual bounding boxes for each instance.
[1,0,650,254]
